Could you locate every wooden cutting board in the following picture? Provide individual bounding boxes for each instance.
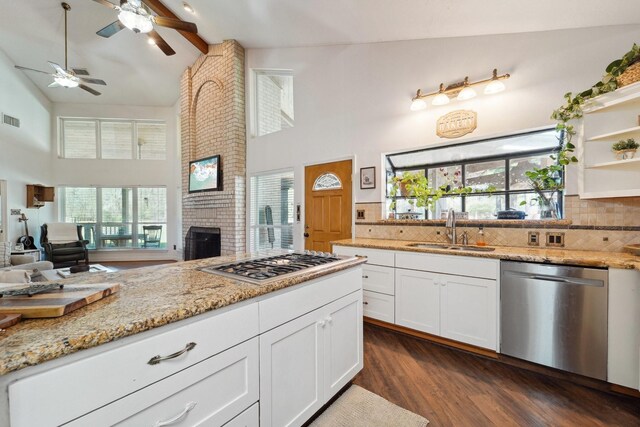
[0,313,21,328]
[0,283,120,318]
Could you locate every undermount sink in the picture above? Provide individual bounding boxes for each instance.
[407,243,495,252]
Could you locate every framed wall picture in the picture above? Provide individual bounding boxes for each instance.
[360,166,376,189]
[188,155,222,193]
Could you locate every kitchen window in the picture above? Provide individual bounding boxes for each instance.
[253,69,294,137]
[386,129,562,219]
[60,186,167,249]
[60,118,167,159]
[249,170,294,252]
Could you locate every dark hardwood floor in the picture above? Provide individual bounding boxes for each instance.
[354,323,640,427]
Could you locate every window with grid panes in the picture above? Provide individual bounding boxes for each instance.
[386,129,562,220]
[60,118,166,159]
[249,170,294,252]
[60,186,167,249]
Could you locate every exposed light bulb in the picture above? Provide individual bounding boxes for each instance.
[118,9,153,33]
[54,75,79,88]
[410,98,427,111]
[432,92,450,106]
[484,79,506,95]
[457,86,477,101]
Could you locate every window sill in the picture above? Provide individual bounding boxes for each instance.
[360,219,573,228]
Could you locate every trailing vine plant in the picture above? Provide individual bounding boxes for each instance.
[523,43,640,209]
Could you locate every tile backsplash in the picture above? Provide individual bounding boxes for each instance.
[354,196,640,252]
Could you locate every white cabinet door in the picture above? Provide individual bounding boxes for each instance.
[324,291,363,397]
[440,275,497,350]
[395,268,440,335]
[260,309,325,427]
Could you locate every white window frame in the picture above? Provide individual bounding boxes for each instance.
[250,69,294,138]
[59,118,167,160]
[60,185,167,250]
[248,168,295,253]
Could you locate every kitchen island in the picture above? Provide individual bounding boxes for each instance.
[0,253,366,427]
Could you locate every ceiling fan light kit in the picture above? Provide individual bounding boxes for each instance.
[93,0,200,56]
[13,2,107,96]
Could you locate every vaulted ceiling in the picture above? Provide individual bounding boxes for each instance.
[1,0,639,106]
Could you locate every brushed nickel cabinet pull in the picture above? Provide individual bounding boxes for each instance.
[148,342,197,365]
[154,401,197,426]
[363,301,369,305]
[362,275,369,279]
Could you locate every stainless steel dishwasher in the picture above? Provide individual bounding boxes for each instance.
[500,261,608,380]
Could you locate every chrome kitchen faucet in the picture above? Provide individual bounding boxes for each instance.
[446,208,457,244]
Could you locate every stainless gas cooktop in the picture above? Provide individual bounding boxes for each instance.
[199,251,352,285]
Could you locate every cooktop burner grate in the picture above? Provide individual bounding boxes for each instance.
[199,252,352,285]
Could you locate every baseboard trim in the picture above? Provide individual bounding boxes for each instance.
[363,316,498,359]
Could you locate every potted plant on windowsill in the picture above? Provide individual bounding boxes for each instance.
[612,138,639,160]
[388,171,494,218]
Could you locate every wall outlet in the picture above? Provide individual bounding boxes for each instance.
[528,231,540,246]
[545,232,565,247]
[10,209,21,215]
[356,209,365,220]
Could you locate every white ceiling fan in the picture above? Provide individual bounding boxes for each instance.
[92,0,199,56]
[14,2,106,96]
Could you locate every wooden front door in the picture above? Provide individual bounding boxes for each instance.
[304,159,352,252]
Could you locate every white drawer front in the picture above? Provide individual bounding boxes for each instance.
[66,338,259,427]
[362,264,394,295]
[363,290,395,323]
[260,268,361,333]
[333,246,394,267]
[396,251,498,279]
[9,303,259,427]
[224,403,259,427]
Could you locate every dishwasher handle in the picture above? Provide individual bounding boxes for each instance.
[504,270,604,287]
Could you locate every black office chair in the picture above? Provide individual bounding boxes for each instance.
[41,223,89,267]
[142,225,162,248]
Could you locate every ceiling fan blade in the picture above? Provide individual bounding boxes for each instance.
[80,77,107,86]
[14,65,52,75]
[79,84,101,96]
[91,0,118,9]
[148,30,176,56]
[48,82,61,88]
[153,16,197,33]
[97,20,126,38]
[48,61,66,75]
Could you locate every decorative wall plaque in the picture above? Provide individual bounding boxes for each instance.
[436,110,477,139]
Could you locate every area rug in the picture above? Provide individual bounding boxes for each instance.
[310,385,429,427]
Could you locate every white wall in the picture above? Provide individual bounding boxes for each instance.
[0,47,54,246]
[246,25,640,249]
[51,103,181,261]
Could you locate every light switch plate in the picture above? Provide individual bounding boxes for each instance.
[528,231,540,246]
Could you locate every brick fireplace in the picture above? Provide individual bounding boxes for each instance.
[181,40,246,255]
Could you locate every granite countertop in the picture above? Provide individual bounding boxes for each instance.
[332,238,640,270]
[0,253,366,376]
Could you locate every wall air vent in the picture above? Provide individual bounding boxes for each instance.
[2,113,20,128]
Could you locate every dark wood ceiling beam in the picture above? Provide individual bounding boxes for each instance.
[143,0,209,54]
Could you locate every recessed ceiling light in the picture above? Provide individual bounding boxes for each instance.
[147,36,156,45]
[183,2,195,14]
